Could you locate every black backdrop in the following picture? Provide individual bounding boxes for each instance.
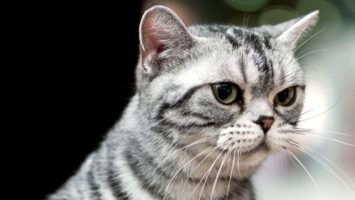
[22,1,143,199]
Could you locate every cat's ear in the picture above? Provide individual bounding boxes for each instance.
[274,11,319,50]
[139,5,194,74]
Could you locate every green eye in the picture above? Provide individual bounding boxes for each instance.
[212,83,240,105]
[274,87,297,106]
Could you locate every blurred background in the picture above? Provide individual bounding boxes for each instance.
[30,0,354,199]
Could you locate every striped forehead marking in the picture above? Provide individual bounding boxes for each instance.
[224,27,275,95]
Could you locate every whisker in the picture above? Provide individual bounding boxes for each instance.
[306,151,355,196]
[298,89,343,123]
[197,149,225,200]
[245,14,250,28]
[162,146,214,200]
[291,132,355,147]
[280,49,327,76]
[237,150,241,176]
[295,128,351,136]
[182,146,219,193]
[153,135,217,175]
[174,135,218,152]
[226,149,236,200]
[292,130,345,139]
[186,146,219,198]
[295,27,327,52]
[188,147,219,177]
[295,49,328,61]
[289,140,355,196]
[301,144,355,187]
[222,150,232,194]
[299,108,316,117]
[281,108,316,125]
[242,14,246,27]
[242,13,250,28]
[210,150,229,200]
[146,119,189,175]
[287,150,322,200]
[283,93,342,126]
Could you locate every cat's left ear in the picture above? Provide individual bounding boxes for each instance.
[139,5,194,74]
[275,10,319,50]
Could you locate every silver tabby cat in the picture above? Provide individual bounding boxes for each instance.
[48,5,319,200]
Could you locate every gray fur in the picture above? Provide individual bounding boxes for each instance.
[48,6,318,200]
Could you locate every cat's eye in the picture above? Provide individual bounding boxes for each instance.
[274,87,297,106]
[212,83,240,105]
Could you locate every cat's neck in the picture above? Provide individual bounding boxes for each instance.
[105,94,255,200]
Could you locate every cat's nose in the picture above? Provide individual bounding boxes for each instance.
[254,116,274,134]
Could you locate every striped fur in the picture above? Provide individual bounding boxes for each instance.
[48,6,318,200]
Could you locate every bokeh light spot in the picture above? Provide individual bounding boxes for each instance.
[225,0,268,12]
[229,14,259,26]
[344,0,355,13]
[258,6,296,25]
[296,0,343,38]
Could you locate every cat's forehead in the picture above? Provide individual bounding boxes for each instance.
[189,25,272,49]
[174,25,304,94]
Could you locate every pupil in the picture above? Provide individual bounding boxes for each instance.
[278,89,289,102]
[218,84,232,100]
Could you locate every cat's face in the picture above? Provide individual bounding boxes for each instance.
[137,6,318,176]
[164,36,306,168]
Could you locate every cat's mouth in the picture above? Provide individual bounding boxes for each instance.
[219,139,270,156]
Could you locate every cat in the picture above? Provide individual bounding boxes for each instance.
[48,5,318,200]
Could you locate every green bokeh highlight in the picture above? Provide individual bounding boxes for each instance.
[297,0,343,37]
[344,0,355,13]
[224,0,268,12]
[258,6,296,25]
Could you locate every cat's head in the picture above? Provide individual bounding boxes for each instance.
[136,6,318,176]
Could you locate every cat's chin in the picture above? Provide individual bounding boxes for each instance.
[238,143,271,173]
[242,141,270,155]
[212,142,270,177]
[233,150,270,178]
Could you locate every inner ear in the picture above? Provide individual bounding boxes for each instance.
[140,13,166,60]
[139,6,194,73]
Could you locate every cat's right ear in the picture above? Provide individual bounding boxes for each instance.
[139,5,194,74]
[275,11,319,50]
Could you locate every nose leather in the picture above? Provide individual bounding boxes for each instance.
[254,116,274,134]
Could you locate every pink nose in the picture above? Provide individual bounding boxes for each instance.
[254,116,274,134]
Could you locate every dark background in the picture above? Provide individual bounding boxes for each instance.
[21,1,143,199]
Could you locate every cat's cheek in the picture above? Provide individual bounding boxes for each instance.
[265,133,286,151]
[266,125,295,151]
